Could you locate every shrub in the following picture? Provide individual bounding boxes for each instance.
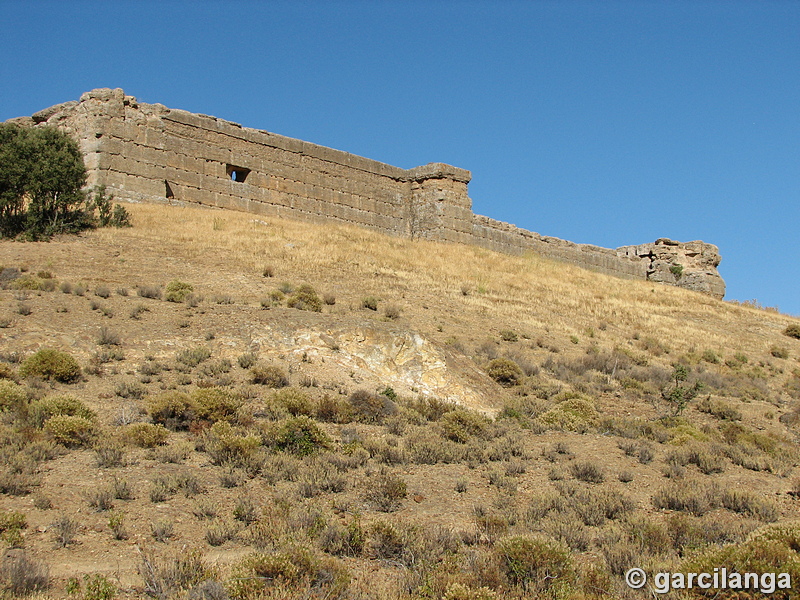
[362,296,378,311]
[365,471,408,512]
[486,358,524,387]
[176,346,211,368]
[272,416,331,456]
[10,275,46,290]
[44,415,96,447]
[233,496,259,525]
[499,329,518,342]
[570,460,605,483]
[0,363,15,381]
[164,280,194,303]
[539,395,598,432]
[137,285,162,300]
[442,584,498,600]
[50,514,78,547]
[151,519,174,542]
[19,349,81,382]
[652,479,718,516]
[440,409,491,443]
[783,324,800,339]
[147,391,196,430]
[114,379,146,400]
[347,389,397,423]
[637,442,655,464]
[681,522,800,596]
[111,477,133,500]
[0,551,49,596]
[495,535,574,591]
[108,511,127,540]
[149,477,176,503]
[365,520,415,565]
[153,442,192,465]
[228,546,349,600]
[555,483,633,526]
[204,519,239,546]
[130,304,149,319]
[33,494,52,510]
[237,353,257,369]
[86,488,114,512]
[262,290,284,308]
[95,444,126,468]
[405,429,465,464]
[286,284,322,312]
[191,387,242,423]
[204,422,261,466]
[70,573,117,600]
[96,327,121,347]
[320,518,365,557]
[0,469,38,497]
[721,488,778,522]
[384,303,401,320]
[270,387,314,417]
[770,345,790,359]
[0,510,26,536]
[315,394,351,423]
[249,364,289,387]
[89,186,131,228]
[0,380,28,412]
[125,422,170,448]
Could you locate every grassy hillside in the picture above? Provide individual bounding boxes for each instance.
[0,202,799,600]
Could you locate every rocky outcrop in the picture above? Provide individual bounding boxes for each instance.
[7,88,726,298]
[258,325,500,414]
[617,239,725,298]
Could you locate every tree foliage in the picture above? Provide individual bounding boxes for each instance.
[661,365,703,416]
[0,123,89,238]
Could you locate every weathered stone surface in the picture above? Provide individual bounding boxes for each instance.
[6,89,726,298]
[283,325,498,412]
[31,101,78,123]
[617,239,725,298]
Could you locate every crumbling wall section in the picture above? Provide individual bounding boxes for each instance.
[8,88,725,298]
[618,239,726,298]
[472,216,649,278]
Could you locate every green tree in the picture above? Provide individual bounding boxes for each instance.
[0,123,89,238]
[661,365,703,416]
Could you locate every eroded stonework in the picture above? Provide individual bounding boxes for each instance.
[7,88,725,298]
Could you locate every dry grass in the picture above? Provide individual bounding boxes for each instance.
[2,201,800,599]
[87,203,797,360]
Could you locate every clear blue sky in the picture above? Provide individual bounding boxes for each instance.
[2,1,798,315]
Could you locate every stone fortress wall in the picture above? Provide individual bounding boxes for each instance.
[9,88,725,298]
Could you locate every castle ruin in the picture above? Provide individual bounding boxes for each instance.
[8,88,725,298]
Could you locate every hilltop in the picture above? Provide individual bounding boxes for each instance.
[0,202,799,599]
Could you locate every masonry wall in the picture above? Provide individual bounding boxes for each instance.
[11,88,725,298]
[82,90,422,236]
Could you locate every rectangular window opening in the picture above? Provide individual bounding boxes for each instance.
[226,164,251,183]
